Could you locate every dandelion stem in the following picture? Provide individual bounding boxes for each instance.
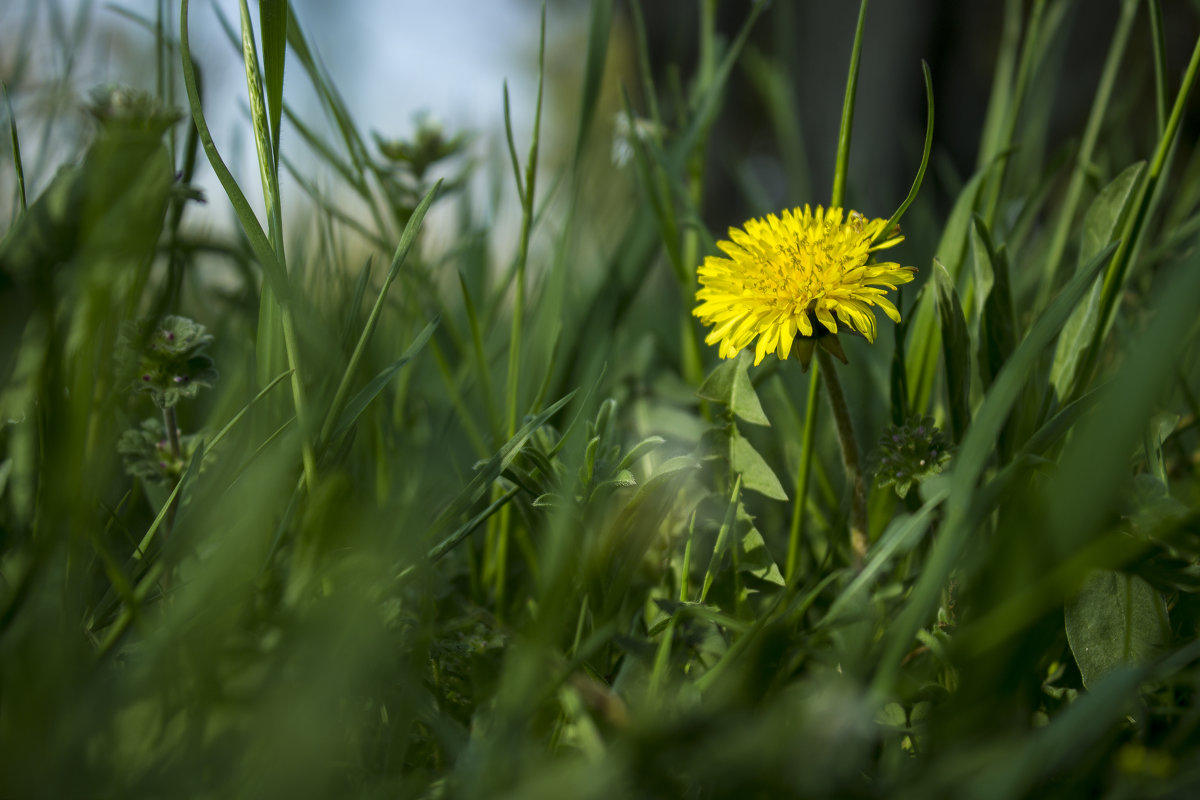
[816,347,868,564]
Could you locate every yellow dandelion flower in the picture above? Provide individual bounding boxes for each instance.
[693,205,916,366]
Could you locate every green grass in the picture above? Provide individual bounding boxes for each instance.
[3,1,1200,798]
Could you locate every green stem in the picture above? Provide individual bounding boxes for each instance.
[831,0,868,208]
[163,405,181,534]
[786,365,821,582]
[816,347,868,563]
[495,3,547,610]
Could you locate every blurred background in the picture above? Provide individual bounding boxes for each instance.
[5,0,1198,250]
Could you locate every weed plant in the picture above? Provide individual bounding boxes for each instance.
[3,1,1200,798]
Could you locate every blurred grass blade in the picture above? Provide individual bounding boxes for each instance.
[2,82,26,213]
[700,476,741,604]
[458,271,502,439]
[670,1,765,174]
[428,487,520,563]
[571,0,612,166]
[208,369,293,451]
[824,484,948,625]
[429,390,577,539]
[321,180,442,443]
[1148,0,1167,136]
[329,318,438,443]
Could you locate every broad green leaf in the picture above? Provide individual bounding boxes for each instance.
[933,260,971,443]
[1048,161,1145,401]
[600,455,702,611]
[697,351,770,426]
[730,429,787,501]
[737,507,785,590]
[1065,570,1168,688]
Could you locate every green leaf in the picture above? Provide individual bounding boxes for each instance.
[697,351,770,426]
[737,508,785,590]
[1048,161,1145,401]
[1065,570,1169,688]
[730,429,787,501]
[615,435,666,473]
[933,260,971,443]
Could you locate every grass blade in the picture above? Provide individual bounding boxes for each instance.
[320,180,442,444]
[874,240,1117,694]
[259,0,287,167]
[328,318,438,443]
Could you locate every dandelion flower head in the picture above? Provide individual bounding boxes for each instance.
[693,205,916,365]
